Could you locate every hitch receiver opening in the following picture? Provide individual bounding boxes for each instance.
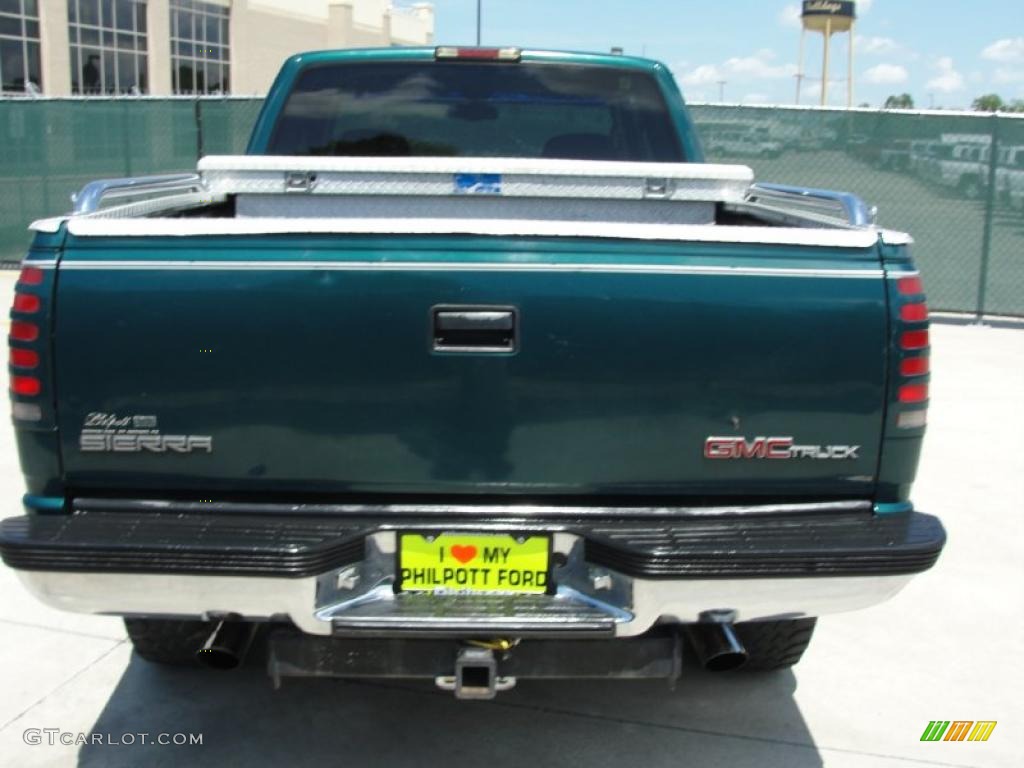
[435,647,516,700]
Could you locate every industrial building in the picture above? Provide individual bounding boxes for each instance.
[0,0,435,96]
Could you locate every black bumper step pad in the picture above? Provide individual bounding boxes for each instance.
[0,507,944,579]
[0,511,366,577]
[584,511,945,577]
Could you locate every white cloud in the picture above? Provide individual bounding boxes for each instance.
[863,63,909,85]
[856,0,874,13]
[798,79,846,105]
[743,93,770,104]
[982,38,1024,63]
[724,50,797,80]
[926,57,965,93]
[676,49,796,93]
[856,35,899,55]
[779,3,802,28]
[994,67,1024,84]
[679,64,723,87]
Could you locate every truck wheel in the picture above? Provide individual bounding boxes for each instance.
[124,618,214,665]
[734,618,817,671]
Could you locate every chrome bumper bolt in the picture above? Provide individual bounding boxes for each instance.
[590,569,613,591]
[336,566,361,591]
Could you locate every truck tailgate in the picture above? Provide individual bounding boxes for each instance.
[53,236,886,500]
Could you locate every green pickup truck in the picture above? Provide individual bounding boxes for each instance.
[2,47,944,698]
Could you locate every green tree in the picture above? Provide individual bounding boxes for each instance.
[884,93,914,109]
[1004,99,1024,113]
[972,93,1004,112]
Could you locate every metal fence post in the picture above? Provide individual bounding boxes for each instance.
[40,104,51,214]
[975,114,1000,321]
[121,100,133,177]
[195,98,204,161]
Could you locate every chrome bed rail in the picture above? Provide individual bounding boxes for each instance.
[46,163,891,244]
[71,173,206,214]
[745,182,878,228]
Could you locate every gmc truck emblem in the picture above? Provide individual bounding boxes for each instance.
[705,437,860,460]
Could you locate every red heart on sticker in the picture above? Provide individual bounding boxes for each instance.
[451,545,477,564]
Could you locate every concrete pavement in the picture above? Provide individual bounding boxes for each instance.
[0,270,1020,767]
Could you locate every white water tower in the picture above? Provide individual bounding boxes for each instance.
[796,1,857,107]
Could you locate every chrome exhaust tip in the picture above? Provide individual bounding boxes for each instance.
[686,611,748,672]
[196,619,257,671]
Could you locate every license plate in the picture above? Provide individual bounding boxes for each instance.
[398,533,550,594]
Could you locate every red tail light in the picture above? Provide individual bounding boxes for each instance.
[900,357,929,377]
[9,348,39,369]
[13,293,41,313]
[10,375,41,396]
[894,272,929,429]
[9,270,46,418]
[897,276,924,295]
[9,321,39,342]
[900,303,928,323]
[900,330,929,350]
[18,266,44,286]
[899,383,929,403]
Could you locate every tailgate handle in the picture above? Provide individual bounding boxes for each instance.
[433,308,517,353]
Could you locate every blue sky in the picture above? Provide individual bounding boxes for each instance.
[423,0,1024,108]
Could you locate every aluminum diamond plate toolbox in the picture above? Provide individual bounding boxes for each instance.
[198,155,754,203]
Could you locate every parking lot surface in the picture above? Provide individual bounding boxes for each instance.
[0,271,1020,767]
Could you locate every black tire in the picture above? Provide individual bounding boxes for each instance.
[734,618,817,671]
[124,618,214,665]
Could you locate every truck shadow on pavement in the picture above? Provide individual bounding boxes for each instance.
[78,653,824,767]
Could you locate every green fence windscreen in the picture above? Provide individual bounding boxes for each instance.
[195,98,265,156]
[689,105,1024,317]
[0,98,1021,316]
[0,98,198,265]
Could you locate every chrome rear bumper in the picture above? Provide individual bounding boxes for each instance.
[17,565,915,637]
[2,506,944,637]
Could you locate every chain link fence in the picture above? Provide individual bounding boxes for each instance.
[1,98,1021,316]
[690,105,1024,317]
[0,97,263,269]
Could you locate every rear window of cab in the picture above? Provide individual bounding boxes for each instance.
[267,61,685,163]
